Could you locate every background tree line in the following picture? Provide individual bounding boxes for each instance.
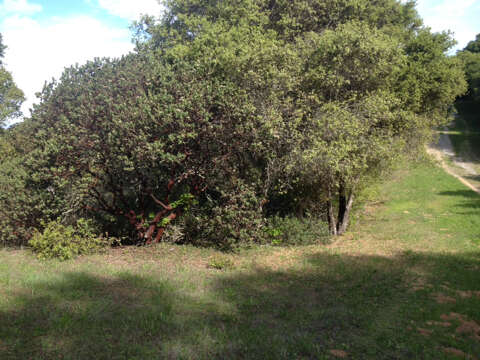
[456,34,480,118]
[0,0,467,255]
[0,34,24,130]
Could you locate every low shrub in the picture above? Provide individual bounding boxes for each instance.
[265,216,330,246]
[29,219,113,260]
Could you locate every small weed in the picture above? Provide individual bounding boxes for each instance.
[207,255,235,270]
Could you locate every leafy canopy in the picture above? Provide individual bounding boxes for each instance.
[0,33,24,128]
[0,0,467,248]
[465,33,480,53]
[457,34,480,107]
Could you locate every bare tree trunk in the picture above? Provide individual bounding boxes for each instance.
[337,184,347,231]
[296,202,305,218]
[327,186,337,236]
[153,211,179,243]
[337,192,354,235]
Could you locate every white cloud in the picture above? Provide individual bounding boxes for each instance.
[1,15,134,119]
[98,0,164,21]
[416,0,480,51]
[0,0,42,14]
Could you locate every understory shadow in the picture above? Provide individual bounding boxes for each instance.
[1,251,480,359]
[444,133,480,165]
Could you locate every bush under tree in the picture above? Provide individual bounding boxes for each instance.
[0,0,467,251]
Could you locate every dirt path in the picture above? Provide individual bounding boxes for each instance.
[427,130,480,195]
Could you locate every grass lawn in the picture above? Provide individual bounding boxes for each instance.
[1,160,480,359]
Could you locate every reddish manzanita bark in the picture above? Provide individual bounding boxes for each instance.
[123,178,194,244]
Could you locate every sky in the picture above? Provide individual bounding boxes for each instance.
[1,0,480,122]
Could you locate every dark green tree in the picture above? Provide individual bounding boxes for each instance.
[457,34,480,108]
[465,33,480,53]
[0,120,63,246]
[0,34,6,61]
[0,33,24,128]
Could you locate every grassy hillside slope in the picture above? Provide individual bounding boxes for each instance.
[0,160,479,359]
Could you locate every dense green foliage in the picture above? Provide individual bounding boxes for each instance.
[0,1,467,251]
[0,34,24,128]
[465,33,480,53]
[0,34,5,60]
[458,34,480,103]
[455,33,480,126]
[0,121,66,247]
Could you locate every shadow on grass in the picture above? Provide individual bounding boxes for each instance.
[1,251,480,359]
[438,190,480,215]
[438,190,480,200]
[464,174,480,183]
